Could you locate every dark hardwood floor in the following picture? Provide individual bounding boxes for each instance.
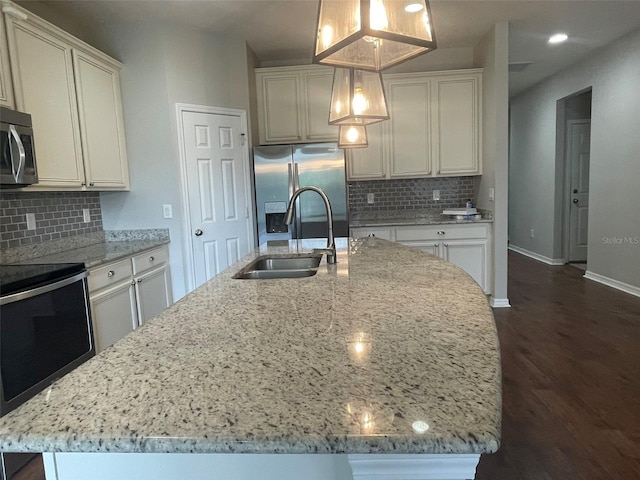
[11,250,640,480]
[476,251,640,480]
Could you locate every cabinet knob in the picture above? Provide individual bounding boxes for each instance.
[195,229,203,236]
[443,243,449,247]
[137,279,142,283]
[437,231,446,236]
[81,182,86,186]
[149,256,155,262]
[89,182,95,187]
[107,270,115,277]
[368,233,376,237]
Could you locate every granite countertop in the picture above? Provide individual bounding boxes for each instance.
[349,209,493,228]
[19,239,170,268]
[0,238,501,455]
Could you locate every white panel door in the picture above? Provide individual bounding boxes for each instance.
[183,111,252,288]
[387,79,431,177]
[6,18,85,187]
[569,121,590,262]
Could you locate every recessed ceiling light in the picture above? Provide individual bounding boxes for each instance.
[548,33,568,44]
[405,3,424,13]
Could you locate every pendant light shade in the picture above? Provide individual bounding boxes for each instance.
[330,68,389,126]
[313,0,437,72]
[338,125,368,148]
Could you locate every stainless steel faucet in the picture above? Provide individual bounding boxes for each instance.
[284,186,337,264]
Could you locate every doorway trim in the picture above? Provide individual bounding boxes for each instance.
[562,118,590,263]
[175,103,255,293]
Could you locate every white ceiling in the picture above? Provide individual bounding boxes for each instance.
[30,0,640,97]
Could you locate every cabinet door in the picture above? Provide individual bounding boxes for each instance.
[346,122,386,180]
[134,265,173,325]
[398,241,440,257]
[302,71,338,142]
[0,14,14,108]
[90,280,137,352]
[350,227,394,241]
[73,51,129,190]
[5,17,85,187]
[257,73,303,144]
[433,76,481,176]
[442,240,488,292]
[387,79,431,178]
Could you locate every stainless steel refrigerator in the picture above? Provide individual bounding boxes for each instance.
[253,143,348,245]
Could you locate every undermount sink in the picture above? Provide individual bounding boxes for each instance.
[233,254,323,280]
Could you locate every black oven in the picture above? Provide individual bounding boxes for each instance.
[0,263,94,479]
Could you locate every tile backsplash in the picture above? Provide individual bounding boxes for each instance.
[349,177,477,213]
[0,192,103,251]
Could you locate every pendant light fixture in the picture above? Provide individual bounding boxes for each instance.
[329,67,389,126]
[313,0,437,72]
[338,125,368,148]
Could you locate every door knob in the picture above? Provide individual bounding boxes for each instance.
[194,229,203,236]
[573,199,579,204]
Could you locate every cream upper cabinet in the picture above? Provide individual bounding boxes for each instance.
[432,74,481,176]
[3,1,129,190]
[73,51,129,189]
[346,69,482,181]
[387,77,432,177]
[346,121,386,179]
[0,9,14,108]
[256,65,338,144]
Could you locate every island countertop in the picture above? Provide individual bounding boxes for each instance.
[0,237,501,455]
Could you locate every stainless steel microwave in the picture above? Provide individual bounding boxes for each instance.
[0,107,38,188]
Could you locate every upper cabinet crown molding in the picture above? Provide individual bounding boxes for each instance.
[1,1,130,191]
[256,65,338,145]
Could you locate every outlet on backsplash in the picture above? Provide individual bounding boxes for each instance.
[367,193,375,204]
[432,190,440,201]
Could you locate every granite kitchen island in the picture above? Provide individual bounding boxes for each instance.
[0,237,501,480]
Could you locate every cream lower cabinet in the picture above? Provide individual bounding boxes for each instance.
[351,223,491,293]
[3,1,129,190]
[89,246,172,352]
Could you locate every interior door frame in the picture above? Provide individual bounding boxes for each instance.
[175,103,255,293]
[562,118,591,263]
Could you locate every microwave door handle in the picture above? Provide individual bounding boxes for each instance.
[9,125,26,183]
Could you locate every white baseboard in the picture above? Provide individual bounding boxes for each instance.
[489,297,511,308]
[584,271,640,298]
[508,245,565,265]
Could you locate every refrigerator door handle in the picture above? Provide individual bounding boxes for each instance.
[293,163,302,238]
[287,162,297,239]
[294,163,301,191]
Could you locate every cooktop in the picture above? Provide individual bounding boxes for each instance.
[0,263,86,296]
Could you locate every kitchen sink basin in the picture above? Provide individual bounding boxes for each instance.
[232,254,322,280]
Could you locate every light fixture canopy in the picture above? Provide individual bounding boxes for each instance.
[330,68,389,126]
[313,0,437,72]
[338,125,369,148]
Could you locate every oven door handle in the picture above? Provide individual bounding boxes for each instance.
[0,271,88,305]
[9,125,26,184]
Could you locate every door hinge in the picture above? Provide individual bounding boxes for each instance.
[240,133,246,145]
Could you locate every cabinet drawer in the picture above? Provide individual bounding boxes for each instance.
[395,224,489,241]
[88,259,133,292]
[132,246,169,275]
